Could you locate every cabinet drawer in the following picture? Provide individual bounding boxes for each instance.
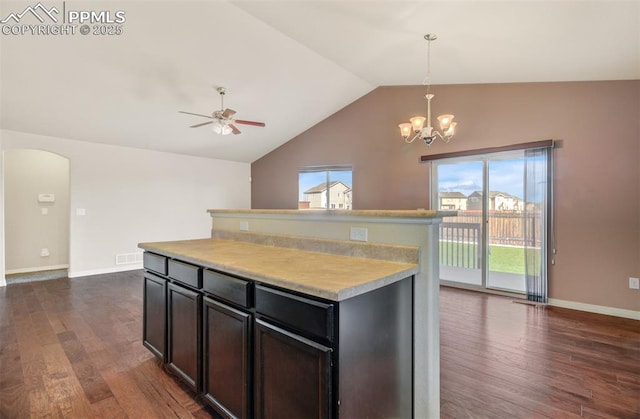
[168,259,202,289]
[255,285,334,342]
[203,270,251,308]
[144,252,167,275]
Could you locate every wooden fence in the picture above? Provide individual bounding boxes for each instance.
[439,210,542,269]
[442,210,541,247]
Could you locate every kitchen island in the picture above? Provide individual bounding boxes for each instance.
[141,208,452,418]
[140,236,419,418]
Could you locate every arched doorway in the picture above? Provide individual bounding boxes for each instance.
[4,149,70,284]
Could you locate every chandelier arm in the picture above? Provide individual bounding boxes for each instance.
[432,130,452,143]
[405,133,419,143]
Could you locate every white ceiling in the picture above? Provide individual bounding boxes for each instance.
[1,1,638,163]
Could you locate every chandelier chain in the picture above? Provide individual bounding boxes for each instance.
[422,34,435,93]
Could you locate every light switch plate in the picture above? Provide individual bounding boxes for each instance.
[630,277,640,290]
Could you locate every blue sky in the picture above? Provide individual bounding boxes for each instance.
[438,159,525,198]
[297,160,531,202]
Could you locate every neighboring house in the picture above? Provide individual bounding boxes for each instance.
[303,181,351,209]
[467,191,523,211]
[439,191,468,210]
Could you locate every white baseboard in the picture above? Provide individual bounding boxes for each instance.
[548,298,640,320]
[68,264,142,278]
[6,264,70,275]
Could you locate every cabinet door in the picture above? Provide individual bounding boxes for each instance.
[143,273,166,360]
[254,318,332,419]
[203,297,251,419]
[167,282,201,391]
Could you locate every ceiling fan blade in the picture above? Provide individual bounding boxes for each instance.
[234,119,266,127]
[221,108,236,119]
[190,121,214,128]
[179,111,213,119]
[228,124,242,135]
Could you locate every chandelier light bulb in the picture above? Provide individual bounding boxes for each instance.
[399,123,412,139]
[437,114,454,130]
[410,116,426,133]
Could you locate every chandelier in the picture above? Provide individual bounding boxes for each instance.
[399,34,457,146]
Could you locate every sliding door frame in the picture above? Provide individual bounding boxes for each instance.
[427,140,554,299]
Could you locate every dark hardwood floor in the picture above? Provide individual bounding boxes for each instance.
[440,287,640,419]
[1,271,638,418]
[0,271,215,418]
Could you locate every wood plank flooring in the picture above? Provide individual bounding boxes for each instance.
[1,271,638,418]
[0,271,214,418]
[440,287,640,419]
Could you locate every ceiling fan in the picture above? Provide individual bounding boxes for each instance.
[179,87,265,135]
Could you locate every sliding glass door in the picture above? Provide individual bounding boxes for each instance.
[435,160,483,287]
[432,148,550,297]
[486,155,527,293]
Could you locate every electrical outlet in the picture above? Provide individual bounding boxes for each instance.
[629,277,640,290]
[41,248,50,257]
[239,221,249,231]
[350,227,368,242]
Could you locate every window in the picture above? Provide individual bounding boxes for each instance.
[298,166,353,210]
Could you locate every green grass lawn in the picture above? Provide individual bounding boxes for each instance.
[439,242,541,275]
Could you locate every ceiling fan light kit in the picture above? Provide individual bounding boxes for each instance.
[211,120,233,135]
[179,86,265,136]
[399,34,458,146]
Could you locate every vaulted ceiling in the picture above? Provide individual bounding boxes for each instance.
[1,1,638,162]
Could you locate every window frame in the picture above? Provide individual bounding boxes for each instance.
[298,165,353,210]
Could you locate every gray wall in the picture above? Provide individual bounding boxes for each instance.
[5,149,70,272]
[251,80,640,312]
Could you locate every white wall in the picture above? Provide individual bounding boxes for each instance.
[0,129,251,282]
[5,150,70,272]
[0,135,3,286]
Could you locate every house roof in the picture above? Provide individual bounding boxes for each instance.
[469,191,522,200]
[304,181,348,194]
[439,192,467,199]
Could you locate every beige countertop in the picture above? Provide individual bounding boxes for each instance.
[138,238,418,301]
[208,208,456,219]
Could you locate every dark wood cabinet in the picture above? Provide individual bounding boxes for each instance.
[143,272,166,360]
[143,252,167,276]
[337,277,413,418]
[255,285,334,343]
[254,318,332,419]
[141,251,413,419]
[202,297,251,419]
[167,282,201,392]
